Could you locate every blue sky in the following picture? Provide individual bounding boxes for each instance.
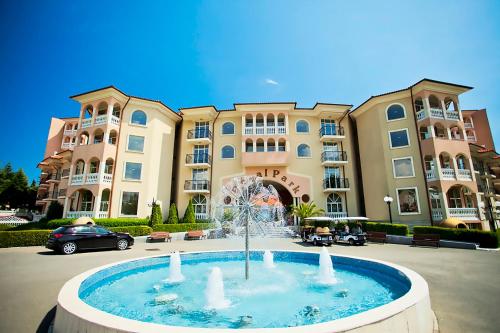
[1,0,499,181]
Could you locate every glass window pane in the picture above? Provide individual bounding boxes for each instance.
[297,144,311,157]
[128,135,145,152]
[131,110,147,125]
[296,120,309,133]
[397,188,420,214]
[390,130,409,148]
[124,162,142,180]
[393,158,414,177]
[222,122,234,135]
[222,146,234,158]
[121,191,139,215]
[387,105,405,120]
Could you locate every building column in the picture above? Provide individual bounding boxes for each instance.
[253,140,256,152]
[462,128,468,142]
[446,127,452,140]
[263,115,267,134]
[452,157,459,179]
[440,191,450,219]
[285,114,290,135]
[441,100,448,119]
[264,140,268,152]
[99,161,105,183]
[93,192,102,218]
[434,157,442,179]
[62,196,70,218]
[252,114,256,135]
[274,113,278,134]
[241,115,245,135]
[468,157,477,182]
[456,99,463,121]
[423,97,431,111]
[430,125,436,138]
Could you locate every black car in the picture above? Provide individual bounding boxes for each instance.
[46,225,134,255]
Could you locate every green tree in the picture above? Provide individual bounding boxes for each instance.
[183,199,196,224]
[166,202,179,224]
[0,164,34,209]
[46,201,64,221]
[291,201,325,226]
[149,201,162,227]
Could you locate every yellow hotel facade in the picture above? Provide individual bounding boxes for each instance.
[36,79,500,230]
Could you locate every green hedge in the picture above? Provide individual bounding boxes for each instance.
[414,226,498,248]
[308,220,408,236]
[153,223,215,233]
[109,226,153,237]
[47,218,149,229]
[0,230,52,248]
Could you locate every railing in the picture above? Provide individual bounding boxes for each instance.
[80,115,120,129]
[326,212,348,219]
[467,135,476,142]
[86,173,99,184]
[323,177,349,190]
[187,128,212,140]
[255,127,265,135]
[441,168,456,180]
[426,169,436,180]
[244,127,253,135]
[464,123,473,129]
[319,125,345,138]
[95,115,108,126]
[244,125,286,135]
[416,111,425,121]
[184,180,210,191]
[431,209,443,221]
[449,208,479,220]
[195,213,208,220]
[110,115,120,126]
[445,110,460,120]
[277,126,286,134]
[70,174,85,185]
[96,212,109,219]
[457,169,472,181]
[102,174,113,183]
[429,108,444,118]
[67,211,94,219]
[61,142,76,149]
[321,151,347,163]
[64,129,77,136]
[185,153,212,165]
[81,119,92,128]
[266,126,276,135]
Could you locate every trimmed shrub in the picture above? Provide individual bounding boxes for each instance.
[149,202,162,227]
[153,223,215,233]
[182,199,196,224]
[196,219,212,224]
[0,230,52,248]
[166,203,179,224]
[0,224,13,231]
[414,226,498,248]
[46,201,63,221]
[9,221,49,231]
[109,226,153,237]
[47,218,148,229]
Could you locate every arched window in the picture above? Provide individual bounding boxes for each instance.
[456,155,467,170]
[245,139,253,152]
[100,189,110,212]
[192,194,207,217]
[93,129,104,144]
[112,103,121,118]
[267,139,276,152]
[297,144,311,157]
[104,158,114,174]
[75,160,85,175]
[83,105,93,119]
[327,193,343,213]
[89,158,100,174]
[428,95,441,109]
[221,145,235,159]
[278,139,286,152]
[222,122,235,135]
[296,120,309,133]
[386,104,405,121]
[97,102,108,116]
[131,110,147,126]
[256,138,264,152]
[108,130,117,144]
[80,190,94,211]
[79,132,89,145]
[414,98,424,112]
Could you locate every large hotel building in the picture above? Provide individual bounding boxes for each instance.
[36,79,500,230]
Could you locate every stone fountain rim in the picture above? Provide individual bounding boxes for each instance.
[55,249,430,333]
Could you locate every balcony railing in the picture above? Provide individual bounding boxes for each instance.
[445,110,460,120]
[426,169,436,181]
[81,115,120,129]
[464,123,473,129]
[321,151,347,163]
[70,173,113,185]
[467,135,477,142]
[187,128,212,141]
[86,173,99,184]
[195,213,208,220]
[326,212,348,219]
[243,125,286,135]
[184,180,210,192]
[64,129,77,136]
[441,168,456,180]
[449,208,479,220]
[67,211,95,219]
[323,177,349,190]
[319,125,345,138]
[61,142,76,150]
[457,169,473,181]
[430,108,445,118]
[185,153,212,165]
[415,108,460,122]
[431,209,443,221]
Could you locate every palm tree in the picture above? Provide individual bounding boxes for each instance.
[291,201,325,226]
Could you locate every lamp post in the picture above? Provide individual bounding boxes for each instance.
[384,195,393,224]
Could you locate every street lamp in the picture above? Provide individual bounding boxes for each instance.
[384,195,393,224]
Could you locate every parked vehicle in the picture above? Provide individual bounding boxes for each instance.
[332,217,368,246]
[301,217,335,246]
[46,225,134,255]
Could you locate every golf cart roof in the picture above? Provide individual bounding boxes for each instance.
[304,216,334,222]
[331,217,369,222]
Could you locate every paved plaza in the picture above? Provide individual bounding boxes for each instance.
[0,238,498,333]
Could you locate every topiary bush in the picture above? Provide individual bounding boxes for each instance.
[153,223,215,233]
[182,199,196,224]
[46,201,63,221]
[0,230,52,248]
[109,226,153,237]
[149,202,162,227]
[47,218,148,229]
[166,203,179,224]
[414,226,498,248]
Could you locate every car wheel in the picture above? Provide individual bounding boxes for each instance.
[62,242,77,255]
[117,239,129,251]
[313,239,318,246]
[348,239,354,246]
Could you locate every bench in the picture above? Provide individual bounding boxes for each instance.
[412,234,440,248]
[366,231,387,243]
[185,230,206,240]
[146,232,171,243]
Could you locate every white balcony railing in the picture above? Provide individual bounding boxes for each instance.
[277,126,286,134]
[70,174,84,185]
[445,110,460,120]
[244,127,253,135]
[244,126,287,135]
[326,212,348,219]
[80,115,120,129]
[95,115,108,126]
[426,169,436,181]
[430,108,445,118]
[448,208,479,220]
[457,169,473,181]
[67,211,94,219]
[255,127,265,135]
[431,209,443,221]
[416,111,425,121]
[464,123,473,129]
[61,142,76,150]
[441,168,456,180]
[86,173,99,184]
[102,174,113,183]
[195,213,208,220]
[96,212,109,219]
[81,119,92,128]
[64,129,77,136]
[467,135,477,142]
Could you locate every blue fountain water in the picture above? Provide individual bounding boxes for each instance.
[79,251,410,329]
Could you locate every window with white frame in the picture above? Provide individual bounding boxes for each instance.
[327,193,343,213]
[396,187,420,214]
[297,144,311,157]
[386,104,406,121]
[131,110,147,126]
[192,194,207,217]
[296,120,309,133]
[124,162,142,180]
[221,145,235,159]
[392,157,415,178]
[121,191,139,215]
[127,135,145,152]
[222,122,235,135]
[389,129,410,148]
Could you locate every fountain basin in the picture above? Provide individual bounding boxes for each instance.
[54,250,434,333]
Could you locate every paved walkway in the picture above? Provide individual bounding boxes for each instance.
[0,238,498,333]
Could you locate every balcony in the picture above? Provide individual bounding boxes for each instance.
[184,180,210,193]
[244,124,286,135]
[321,151,347,165]
[441,168,456,180]
[195,213,209,220]
[448,208,479,220]
[64,129,77,136]
[323,177,350,192]
[464,123,473,129]
[70,173,113,186]
[319,126,345,142]
[445,110,460,120]
[457,169,473,181]
[326,212,348,219]
[241,151,290,167]
[66,211,95,219]
[187,129,212,143]
[81,115,120,129]
[467,135,477,142]
[426,169,437,181]
[185,153,212,168]
[61,142,76,150]
[431,209,443,221]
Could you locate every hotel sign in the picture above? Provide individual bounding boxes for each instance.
[255,168,302,195]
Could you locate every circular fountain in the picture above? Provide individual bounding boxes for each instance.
[53,177,434,332]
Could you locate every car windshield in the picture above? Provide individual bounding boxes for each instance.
[95,226,110,234]
[53,227,67,234]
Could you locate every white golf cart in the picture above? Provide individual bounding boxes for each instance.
[301,216,334,246]
[331,217,369,246]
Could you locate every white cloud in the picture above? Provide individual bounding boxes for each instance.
[265,78,279,85]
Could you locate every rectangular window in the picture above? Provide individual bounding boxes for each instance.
[121,191,139,216]
[124,162,142,180]
[192,168,208,180]
[389,129,410,148]
[392,157,415,178]
[396,187,420,215]
[127,135,145,152]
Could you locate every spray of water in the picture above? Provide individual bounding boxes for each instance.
[165,251,185,283]
[263,250,275,269]
[317,247,337,285]
[205,267,231,309]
